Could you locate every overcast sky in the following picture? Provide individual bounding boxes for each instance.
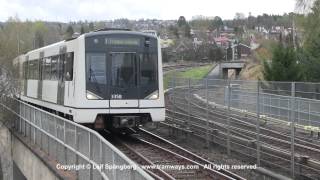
[0,0,296,22]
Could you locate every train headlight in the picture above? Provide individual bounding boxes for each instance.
[145,90,159,100]
[86,91,103,100]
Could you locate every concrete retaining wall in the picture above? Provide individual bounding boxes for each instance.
[0,122,13,180]
[12,135,59,180]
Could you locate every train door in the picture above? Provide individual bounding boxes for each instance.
[107,51,139,108]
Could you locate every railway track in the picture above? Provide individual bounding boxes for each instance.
[106,129,244,180]
[189,91,320,159]
[165,88,320,179]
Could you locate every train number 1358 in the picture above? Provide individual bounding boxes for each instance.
[111,94,122,99]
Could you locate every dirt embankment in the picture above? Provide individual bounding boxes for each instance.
[240,61,263,80]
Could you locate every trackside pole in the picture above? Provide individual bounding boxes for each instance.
[256,81,261,166]
[227,80,231,156]
[187,78,191,128]
[290,82,296,179]
[205,78,210,148]
[172,74,176,136]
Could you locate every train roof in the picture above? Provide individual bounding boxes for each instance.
[26,41,66,55]
[84,30,157,38]
[19,30,157,59]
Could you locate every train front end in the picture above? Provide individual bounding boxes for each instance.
[83,31,164,132]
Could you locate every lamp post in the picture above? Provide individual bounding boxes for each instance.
[17,34,25,54]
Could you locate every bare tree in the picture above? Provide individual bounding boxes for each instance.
[0,67,18,99]
[0,66,16,180]
[295,0,315,13]
[0,65,19,126]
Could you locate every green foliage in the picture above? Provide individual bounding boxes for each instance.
[178,65,213,79]
[300,51,320,81]
[297,0,320,81]
[263,44,303,81]
[163,65,213,89]
[209,47,224,61]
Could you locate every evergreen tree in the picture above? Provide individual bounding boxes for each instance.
[209,47,224,62]
[213,16,223,31]
[263,44,303,81]
[89,22,94,31]
[80,25,85,34]
[226,44,233,61]
[177,16,187,27]
[184,24,191,38]
[65,25,74,39]
[299,0,320,81]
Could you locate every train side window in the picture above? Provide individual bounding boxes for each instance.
[23,61,28,79]
[51,56,59,80]
[39,58,42,80]
[44,57,51,80]
[64,52,74,81]
[28,60,35,79]
[41,58,46,80]
[59,54,65,80]
[34,59,39,80]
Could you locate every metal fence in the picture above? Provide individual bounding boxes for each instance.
[0,97,153,180]
[167,77,320,179]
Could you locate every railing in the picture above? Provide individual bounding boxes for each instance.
[0,96,153,180]
[167,77,320,179]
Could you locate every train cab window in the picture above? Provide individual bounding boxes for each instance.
[111,53,137,87]
[51,56,59,80]
[86,53,106,99]
[140,54,158,84]
[64,52,73,81]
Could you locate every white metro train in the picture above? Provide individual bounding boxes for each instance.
[13,29,165,133]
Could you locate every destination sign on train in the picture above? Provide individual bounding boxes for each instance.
[105,38,140,46]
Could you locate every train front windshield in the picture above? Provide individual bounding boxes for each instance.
[85,33,159,100]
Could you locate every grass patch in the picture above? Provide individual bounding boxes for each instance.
[163,64,214,89]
